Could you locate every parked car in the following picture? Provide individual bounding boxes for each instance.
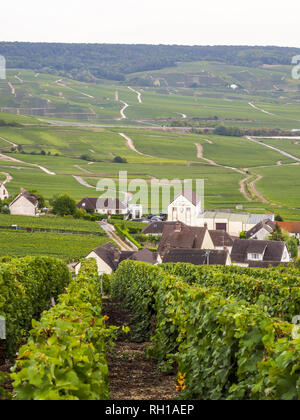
[151,216,162,222]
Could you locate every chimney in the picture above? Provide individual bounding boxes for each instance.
[20,188,26,193]
[175,222,181,232]
[204,223,208,229]
[114,248,120,262]
[167,242,171,250]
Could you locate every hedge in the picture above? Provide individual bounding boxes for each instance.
[0,256,71,358]
[11,259,117,400]
[113,223,143,250]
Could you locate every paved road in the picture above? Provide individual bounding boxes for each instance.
[98,221,135,251]
[245,136,300,163]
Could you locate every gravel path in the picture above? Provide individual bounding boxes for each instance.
[128,87,142,103]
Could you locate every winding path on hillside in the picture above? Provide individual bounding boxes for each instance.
[1,172,13,185]
[8,82,15,95]
[73,175,95,188]
[14,75,23,84]
[176,112,187,119]
[119,133,154,158]
[194,143,245,174]
[72,174,133,202]
[119,101,129,119]
[0,152,56,175]
[128,87,142,103]
[194,143,273,204]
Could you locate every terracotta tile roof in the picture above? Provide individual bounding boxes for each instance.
[277,221,300,234]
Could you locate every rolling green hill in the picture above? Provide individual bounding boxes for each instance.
[0,49,300,220]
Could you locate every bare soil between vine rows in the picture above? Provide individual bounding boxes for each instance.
[104,299,177,400]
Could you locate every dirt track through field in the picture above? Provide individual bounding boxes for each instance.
[248,102,275,116]
[120,133,154,157]
[1,172,12,185]
[194,143,245,174]
[8,82,15,95]
[72,175,95,188]
[0,136,17,147]
[128,87,142,103]
[194,143,272,204]
[245,136,300,163]
[119,101,129,119]
[74,165,92,174]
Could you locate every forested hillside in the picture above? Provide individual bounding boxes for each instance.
[1,43,299,81]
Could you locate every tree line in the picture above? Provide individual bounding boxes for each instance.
[1,43,299,82]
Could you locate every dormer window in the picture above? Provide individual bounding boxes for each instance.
[248,253,262,261]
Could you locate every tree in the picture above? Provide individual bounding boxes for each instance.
[275,214,284,222]
[269,224,286,242]
[269,225,298,260]
[51,194,77,217]
[113,156,127,163]
[29,190,45,210]
[287,236,299,259]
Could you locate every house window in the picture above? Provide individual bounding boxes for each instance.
[248,253,261,260]
[216,223,227,231]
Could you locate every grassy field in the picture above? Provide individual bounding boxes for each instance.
[1,65,300,130]
[1,123,300,218]
[0,230,108,262]
[0,63,300,221]
[0,214,104,233]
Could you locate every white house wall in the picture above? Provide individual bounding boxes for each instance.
[9,196,37,216]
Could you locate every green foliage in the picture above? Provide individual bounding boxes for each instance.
[112,261,300,400]
[288,236,299,260]
[51,194,77,217]
[11,259,117,400]
[0,256,70,359]
[113,156,127,164]
[269,224,286,242]
[28,190,45,209]
[163,263,300,322]
[113,223,143,250]
[1,43,299,81]
[0,372,11,400]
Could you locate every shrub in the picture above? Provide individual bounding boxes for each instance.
[11,259,117,400]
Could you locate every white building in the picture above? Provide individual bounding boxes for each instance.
[168,189,203,226]
[75,242,159,275]
[0,183,8,201]
[9,190,39,216]
[167,189,274,237]
[77,197,142,218]
[231,239,291,267]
